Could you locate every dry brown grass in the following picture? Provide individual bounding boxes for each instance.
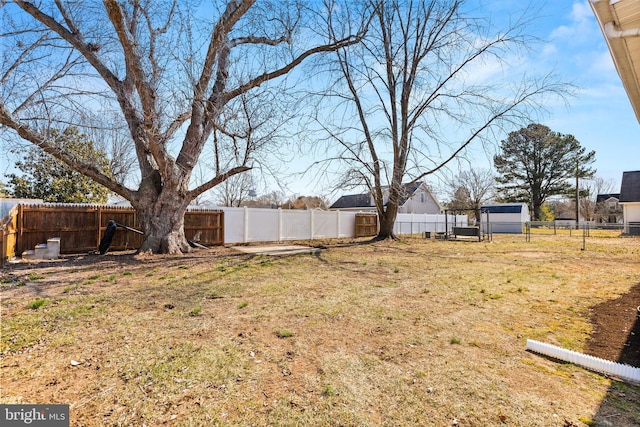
[1,234,639,426]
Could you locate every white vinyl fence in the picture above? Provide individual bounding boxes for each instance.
[215,207,467,244]
[394,213,468,235]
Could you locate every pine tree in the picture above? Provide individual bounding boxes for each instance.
[494,124,595,220]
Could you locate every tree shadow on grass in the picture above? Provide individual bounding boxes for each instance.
[586,283,640,426]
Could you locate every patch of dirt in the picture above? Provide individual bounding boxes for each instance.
[585,283,640,367]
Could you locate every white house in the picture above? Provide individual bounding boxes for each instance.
[329,182,441,214]
[481,203,530,234]
[595,193,623,224]
[619,170,640,235]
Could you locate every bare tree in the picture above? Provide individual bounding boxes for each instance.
[245,190,285,208]
[315,0,567,239]
[0,0,363,253]
[213,173,254,207]
[447,168,495,220]
[582,175,617,222]
[83,112,137,186]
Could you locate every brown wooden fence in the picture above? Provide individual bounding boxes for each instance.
[1,204,223,261]
[355,213,378,237]
[0,205,20,268]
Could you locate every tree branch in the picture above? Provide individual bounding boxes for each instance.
[0,103,134,201]
[222,33,364,103]
[230,35,288,48]
[15,0,121,91]
[188,165,252,199]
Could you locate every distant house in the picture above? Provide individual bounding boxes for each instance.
[329,182,441,214]
[594,193,623,224]
[619,170,640,235]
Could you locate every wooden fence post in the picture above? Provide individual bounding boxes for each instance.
[218,210,224,245]
[96,205,102,251]
[17,204,24,256]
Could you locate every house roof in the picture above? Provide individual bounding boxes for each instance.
[398,181,422,206]
[329,193,373,209]
[329,181,429,209]
[619,170,640,202]
[596,193,620,203]
[590,0,640,123]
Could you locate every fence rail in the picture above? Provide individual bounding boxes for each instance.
[527,221,629,237]
[524,221,639,248]
[393,213,469,236]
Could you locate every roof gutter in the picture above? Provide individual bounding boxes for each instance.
[590,0,640,123]
[590,0,640,38]
[604,21,640,39]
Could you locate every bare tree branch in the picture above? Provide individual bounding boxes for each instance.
[0,103,135,200]
[314,0,570,238]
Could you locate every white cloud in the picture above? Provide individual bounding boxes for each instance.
[541,44,558,57]
[589,50,616,74]
[549,1,599,46]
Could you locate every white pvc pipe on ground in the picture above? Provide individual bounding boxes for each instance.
[526,339,640,384]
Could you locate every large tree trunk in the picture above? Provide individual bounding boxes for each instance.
[137,205,191,254]
[377,209,397,239]
[532,194,543,221]
[376,189,400,240]
[134,174,192,254]
[532,204,542,222]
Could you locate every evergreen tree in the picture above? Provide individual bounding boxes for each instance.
[7,127,111,203]
[494,123,595,220]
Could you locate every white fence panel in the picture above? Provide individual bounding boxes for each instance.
[313,210,338,238]
[217,207,360,243]
[281,209,313,240]
[394,213,467,235]
[247,208,280,242]
[213,206,467,244]
[219,207,247,243]
[338,211,356,237]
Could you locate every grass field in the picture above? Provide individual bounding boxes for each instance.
[1,234,639,426]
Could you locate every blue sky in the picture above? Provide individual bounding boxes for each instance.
[271,0,640,200]
[522,0,639,192]
[2,1,638,202]
[470,1,638,191]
